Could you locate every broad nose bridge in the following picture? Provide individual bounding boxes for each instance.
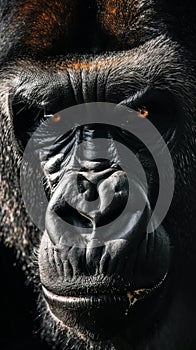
[74,125,119,166]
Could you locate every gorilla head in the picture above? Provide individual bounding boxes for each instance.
[0,1,195,349]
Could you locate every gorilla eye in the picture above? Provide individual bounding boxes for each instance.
[51,114,62,123]
[11,98,45,151]
[137,107,149,119]
[122,87,179,136]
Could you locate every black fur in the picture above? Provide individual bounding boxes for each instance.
[0,1,196,349]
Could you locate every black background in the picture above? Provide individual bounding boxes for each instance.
[0,243,50,350]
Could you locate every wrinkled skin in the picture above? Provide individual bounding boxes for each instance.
[0,1,196,349]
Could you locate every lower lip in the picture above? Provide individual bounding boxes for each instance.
[43,286,129,309]
[42,274,167,311]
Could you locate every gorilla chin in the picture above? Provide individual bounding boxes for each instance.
[39,223,170,342]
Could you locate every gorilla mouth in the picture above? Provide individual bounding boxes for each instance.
[42,273,167,340]
[43,274,166,310]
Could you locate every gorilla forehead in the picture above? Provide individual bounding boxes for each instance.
[1,0,195,62]
[1,0,158,55]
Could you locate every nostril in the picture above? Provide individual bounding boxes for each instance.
[77,174,87,193]
[85,183,99,202]
[77,174,99,202]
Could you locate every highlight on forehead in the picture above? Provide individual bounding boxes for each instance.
[15,0,78,50]
[55,55,121,71]
[102,0,136,16]
[100,0,141,34]
[97,0,148,44]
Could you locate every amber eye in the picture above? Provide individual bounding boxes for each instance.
[137,107,149,119]
[52,114,62,122]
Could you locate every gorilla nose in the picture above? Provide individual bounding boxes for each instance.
[45,166,133,246]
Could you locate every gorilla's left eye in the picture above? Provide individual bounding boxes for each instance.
[122,87,179,134]
[137,107,149,119]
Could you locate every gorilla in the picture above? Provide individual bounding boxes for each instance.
[0,1,195,349]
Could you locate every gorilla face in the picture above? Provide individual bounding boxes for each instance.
[0,1,196,349]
